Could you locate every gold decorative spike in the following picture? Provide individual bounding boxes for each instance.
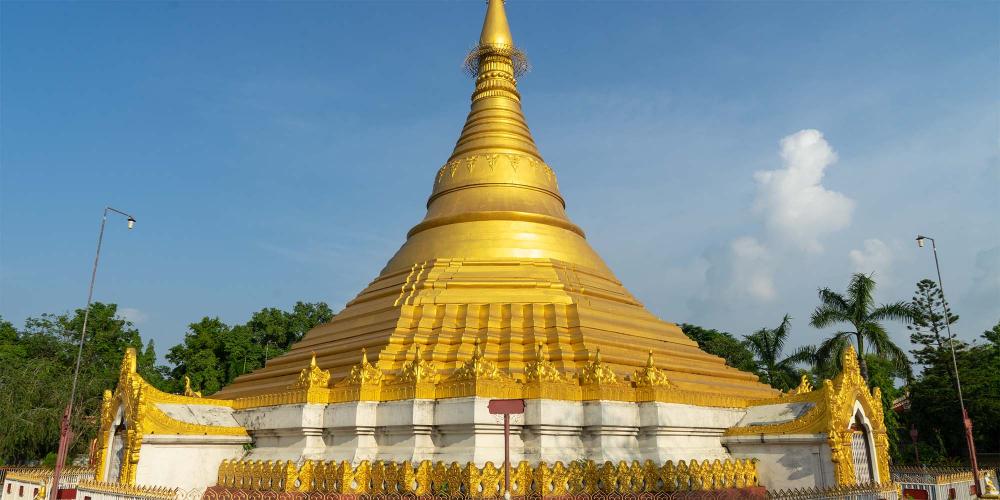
[448,339,507,381]
[524,343,569,383]
[631,351,676,388]
[397,346,440,385]
[338,348,384,386]
[577,348,621,386]
[183,376,202,398]
[289,352,332,390]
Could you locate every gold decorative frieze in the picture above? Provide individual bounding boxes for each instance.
[211,346,767,409]
[216,458,758,496]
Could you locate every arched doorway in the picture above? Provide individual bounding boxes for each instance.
[103,407,128,483]
[850,410,875,484]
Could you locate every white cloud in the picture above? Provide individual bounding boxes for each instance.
[965,246,1000,318]
[700,236,776,305]
[753,129,855,253]
[692,129,854,315]
[849,238,894,279]
[731,237,776,301]
[120,307,148,325]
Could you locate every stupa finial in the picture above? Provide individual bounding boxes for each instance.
[479,0,514,48]
[464,0,528,79]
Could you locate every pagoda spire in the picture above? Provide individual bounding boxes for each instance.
[394,0,591,262]
[479,0,514,48]
[453,0,535,162]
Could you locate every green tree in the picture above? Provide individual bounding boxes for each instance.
[0,304,166,464]
[907,320,1000,462]
[864,354,906,461]
[166,301,334,395]
[743,315,814,391]
[908,279,959,366]
[680,323,760,376]
[809,273,914,382]
[166,317,231,394]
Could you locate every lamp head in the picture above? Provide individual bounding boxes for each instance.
[127,217,136,230]
[916,235,925,248]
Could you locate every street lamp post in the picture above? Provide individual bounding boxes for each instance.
[50,207,135,500]
[915,235,981,496]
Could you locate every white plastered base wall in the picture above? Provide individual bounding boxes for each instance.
[233,397,746,466]
[133,434,251,490]
[723,433,835,490]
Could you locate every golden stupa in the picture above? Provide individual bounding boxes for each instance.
[214,0,776,403]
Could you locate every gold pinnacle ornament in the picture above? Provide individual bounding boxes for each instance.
[214,0,776,403]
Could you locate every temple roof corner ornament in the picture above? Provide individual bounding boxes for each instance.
[183,376,203,398]
[788,374,813,395]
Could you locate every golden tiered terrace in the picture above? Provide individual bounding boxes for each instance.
[213,0,777,404]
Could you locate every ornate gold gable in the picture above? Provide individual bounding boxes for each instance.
[725,346,890,486]
[93,349,248,485]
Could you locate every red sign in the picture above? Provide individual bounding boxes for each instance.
[488,399,525,414]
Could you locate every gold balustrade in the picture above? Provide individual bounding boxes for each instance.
[76,479,179,500]
[215,458,758,496]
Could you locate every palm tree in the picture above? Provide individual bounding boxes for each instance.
[744,314,815,391]
[809,273,914,381]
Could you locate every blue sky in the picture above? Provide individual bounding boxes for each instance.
[2,1,997,362]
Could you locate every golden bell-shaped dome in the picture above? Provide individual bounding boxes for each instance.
[214,0,776,403]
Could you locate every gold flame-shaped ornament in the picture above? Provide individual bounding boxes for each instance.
[577,348,621,386]
[631,351,675,388]
[397,346,439,384]
[289,352,332,390]
[339,348,385,386]
[449,339,508,381]
[524,344,569,383]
